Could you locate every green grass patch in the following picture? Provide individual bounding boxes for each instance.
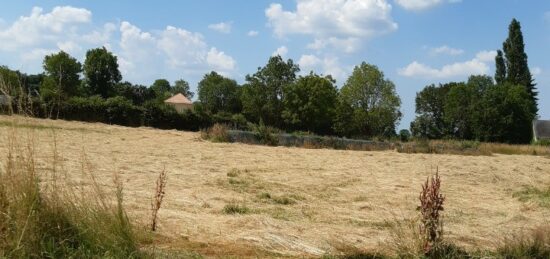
[513,186,550,208]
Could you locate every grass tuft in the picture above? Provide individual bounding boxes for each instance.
[223,203,250,215]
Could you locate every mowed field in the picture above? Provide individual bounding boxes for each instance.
[1,115,549,257]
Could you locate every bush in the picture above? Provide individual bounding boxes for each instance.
[201,123,230,142]
[399,129,411,142]
[253,121,279,146]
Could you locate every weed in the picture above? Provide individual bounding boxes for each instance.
[418,169,445,255]
[151,168,168,231]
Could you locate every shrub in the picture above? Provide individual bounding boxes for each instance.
[201,123,230,142]
[253,121,279,146]
[399,129,411,142]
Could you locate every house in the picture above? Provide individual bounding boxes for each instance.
[533,120,550,141]
[164,93,193,113]
[0,95,11,106]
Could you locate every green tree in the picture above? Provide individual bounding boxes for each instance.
[197,71,241,114]
[410,83,453,139]
[83,47,122,98]
[0,66,21,97]
[41,51,82,100]
[241,55,299,126]
[114,81,155,105]
[150,79,172,99]
[501,18,537,114]
[172,79,194,99]
[494,50,506,85]
[444,76,494,140]
[474,83,535,144]
[282,73,338,134]
[337,62,402,138]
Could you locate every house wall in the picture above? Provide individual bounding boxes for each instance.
[168,103,193,113]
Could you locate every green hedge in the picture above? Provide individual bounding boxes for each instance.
[15,96,210,131]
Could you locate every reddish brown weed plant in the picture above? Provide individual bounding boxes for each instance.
[419,169,445,255]
[151,168,167,231]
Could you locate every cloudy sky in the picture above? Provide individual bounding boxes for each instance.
[1,0,549,128]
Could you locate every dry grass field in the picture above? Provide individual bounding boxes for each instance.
[1,115,550,257]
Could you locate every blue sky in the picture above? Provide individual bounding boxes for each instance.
[1,0,548,129]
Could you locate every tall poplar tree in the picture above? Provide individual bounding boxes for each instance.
[499,19,538,114]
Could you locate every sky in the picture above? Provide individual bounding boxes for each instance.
[0,0,548,129]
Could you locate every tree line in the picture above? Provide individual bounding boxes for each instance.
[410,19,538,144]
[0,19,539,144]
[0,47,403,138]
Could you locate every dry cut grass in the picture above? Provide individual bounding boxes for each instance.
[1,115,550,257]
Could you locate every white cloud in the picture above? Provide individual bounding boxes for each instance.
[118,21,237,82]
[431,45,464,56]
[57,41,82,54]
[298,54,349,83]
[247,30,259,37]
[474,50,497,62]
[266,0,397,53]
[0,6,91,51]
[208,22,232,34]
[21,48,57,63]
[157,25,208,68]
[272,46,288,57]
[394,0,461,11]
[207,47,236,71]
[82,22,116,45]
[298,54,321,68]
[399,50,496,79]
[0,5,238,84]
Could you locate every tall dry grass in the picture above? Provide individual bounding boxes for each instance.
[0,117,143,258]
